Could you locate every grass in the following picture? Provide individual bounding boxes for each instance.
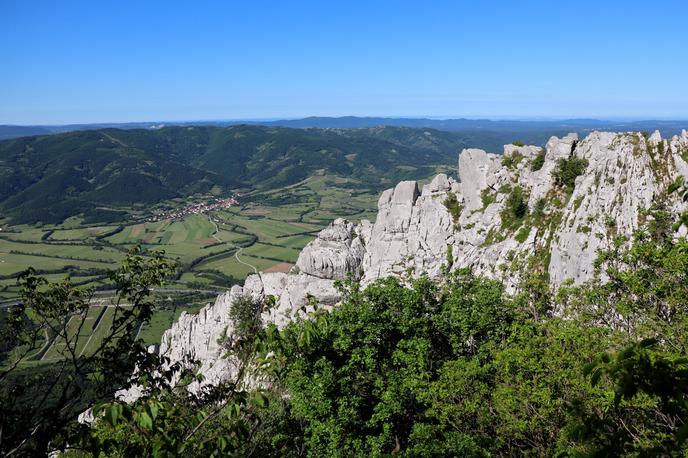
[0,175,370,296]
[49,226,117,241]
[0,251,110,276]
[40,305,129,361]
[1,168,451,365]
[481,189,497,209]
[14,302,208,365]
[196,254,275,279]
[244,243,301,262]
[0,237,123,262]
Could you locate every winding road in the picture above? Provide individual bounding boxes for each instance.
[208,215,257,273]
[234,246,257,274]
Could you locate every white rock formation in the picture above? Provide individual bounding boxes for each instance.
[152,130,688,391]
[295,218,365,280]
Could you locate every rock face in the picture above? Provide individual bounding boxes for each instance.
[155,130,688,390]
[295,218,365,280]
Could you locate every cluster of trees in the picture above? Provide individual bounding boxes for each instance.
[1,208,688,456]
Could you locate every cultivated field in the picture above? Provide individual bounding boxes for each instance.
[0,167,452,363]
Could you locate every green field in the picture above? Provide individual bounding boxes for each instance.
[0,167,453,366]
[40,306,121,362]
[0,169,462,302]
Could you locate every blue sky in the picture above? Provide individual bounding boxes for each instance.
[1,0,687,124]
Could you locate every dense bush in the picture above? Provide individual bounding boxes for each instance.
[250,215,688,456]
[229,295,263,341]
[553,155,589,192]
[500,186,529,230]
[443,192,463,228]
[4,213,688,457]
[531,147,546,171]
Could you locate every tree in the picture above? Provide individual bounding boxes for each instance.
[562,207,688,455]
[553,155,589,192]
[256,273,520,456]
[0,246,174,456]
[82,289,271,457]
[5,212,688,456]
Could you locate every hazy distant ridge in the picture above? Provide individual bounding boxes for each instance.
[2,116,687,142]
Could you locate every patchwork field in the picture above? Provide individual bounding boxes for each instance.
[0,169,458,301]
[0,167,453,366]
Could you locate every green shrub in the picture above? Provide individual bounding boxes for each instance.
[481,189,497,209]
[553,156,589,192]
[443,193,463,228]
[531,148,546,171]
[502,151,525,169]
[512,140,525,147]
[229,295,263,340]
[505,186,528,219]
[515,226,530,243]
[501,186,529,230]
[532,198,546,223]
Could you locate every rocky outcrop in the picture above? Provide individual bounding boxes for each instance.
[152,130,688,391]
[295,218,365,280]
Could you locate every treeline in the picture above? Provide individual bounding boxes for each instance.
[0,266,109,281]
[7,250,114,264]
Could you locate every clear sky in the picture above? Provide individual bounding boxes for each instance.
[1,0,687,124]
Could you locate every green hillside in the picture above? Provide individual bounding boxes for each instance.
[0,125,465,224]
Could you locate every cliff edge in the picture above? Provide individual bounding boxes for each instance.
[154,130,688,390]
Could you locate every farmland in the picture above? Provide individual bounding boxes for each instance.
[0,166,452,364]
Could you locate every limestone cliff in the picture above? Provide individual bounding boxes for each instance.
[156,130,688,389]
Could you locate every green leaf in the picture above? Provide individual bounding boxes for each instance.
[107,403,122,425]
[137,411,153,430]
[149,402,159,420]
[252,391,269,408]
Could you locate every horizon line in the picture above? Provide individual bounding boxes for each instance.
[4,114,688,127]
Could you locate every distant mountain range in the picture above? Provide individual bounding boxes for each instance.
[2,118,686,225]
[2,116,687,143]
[0,125,466,224]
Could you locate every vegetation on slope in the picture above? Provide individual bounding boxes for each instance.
[553,155,589,193]
[2,208,688,456]
[0,125,466,224]
[531,147,546,171]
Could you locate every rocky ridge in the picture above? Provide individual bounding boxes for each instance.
[155,130,688,389]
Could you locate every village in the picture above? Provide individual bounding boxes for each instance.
[147,196,238,222]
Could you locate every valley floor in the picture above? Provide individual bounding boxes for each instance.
[1,170,457,361]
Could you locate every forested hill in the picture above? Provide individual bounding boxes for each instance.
[0,125,466,224]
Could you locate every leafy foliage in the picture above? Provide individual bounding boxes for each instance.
[480,188,496,209]
[229,295,263,343]
[443,192,463,229]
[553,155,589,192]
[531,147,546,171]
[249,213,688,456]
[501,151,524,169]
[4,212,688,457]
[500,185,529,230]
[0,247,175,456]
